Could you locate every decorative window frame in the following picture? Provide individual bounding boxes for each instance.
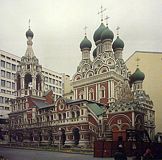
[89,88,94,100]
[100,86,105,98]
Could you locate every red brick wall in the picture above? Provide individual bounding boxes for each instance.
[107,112,132,141]
[88,115,98,126]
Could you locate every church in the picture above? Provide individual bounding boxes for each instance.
[8,11,155,147]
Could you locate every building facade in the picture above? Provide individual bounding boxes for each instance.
[0,50,20,118]
[42,67,63,101]
[8,17,155,147]
[72,19,155,141]
[126,51,162,132]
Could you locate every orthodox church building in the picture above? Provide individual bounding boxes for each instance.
[72,17,155,142]
[9,13,155,147]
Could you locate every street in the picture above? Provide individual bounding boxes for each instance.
[0,147,117,160]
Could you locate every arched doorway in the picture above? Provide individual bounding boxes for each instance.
[73,128,80,145]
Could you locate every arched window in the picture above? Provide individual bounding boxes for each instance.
[79,91,84,99]
[71,112,75,118]
[58,114,61,120]
[100,86,105,98]
[89,88,94,100]
[76,111,80,118]
[63,113,66,120]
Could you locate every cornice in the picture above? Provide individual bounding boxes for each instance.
[72,71,124,87]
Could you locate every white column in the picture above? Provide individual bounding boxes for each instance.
[21,76,24,89]
[75,89,77,100]
[32,76,36,90]
[98,83,100,102]
[41,80,44,92]
[96,83,98,101]
[84,86,86,99]
[108,81,111,100]
[86,86,88,100]
[132,112,135,127]
[111,80,115,100]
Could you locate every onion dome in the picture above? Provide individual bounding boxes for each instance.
[93,48,97,58]
[80,36,92,50]
[26,28,34,39]
[101,26,114,41]
[93,23,106,44]
[112,36,124,51]
[131,68,145,82]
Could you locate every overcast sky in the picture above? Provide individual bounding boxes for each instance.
[0,0,162,76]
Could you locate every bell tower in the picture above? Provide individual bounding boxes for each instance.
[16,21,44,97]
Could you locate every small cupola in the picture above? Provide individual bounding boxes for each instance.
[80,36,92,51]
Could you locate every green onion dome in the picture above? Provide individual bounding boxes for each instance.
[131,68,145,82]
[112,36,124,51]
[26,28,34,39]
[93,48,97,58]
[80,36,92,50]
[93,23,106,44]
[101,26,114,41]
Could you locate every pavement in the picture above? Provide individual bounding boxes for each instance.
[0,147,133,160]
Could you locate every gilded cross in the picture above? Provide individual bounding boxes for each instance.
[136,57,140,67]
[83,26,88,36]
[98,5,106,22]
[105,15,110,26]
[116,26,120,36]
[28,19,31,29]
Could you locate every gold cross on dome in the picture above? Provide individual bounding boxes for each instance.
[136,57,140,67]
[28,19,31,29]
[105,15,110,26]
[83,26,88,36]
[116,26,120,36]
[98,5,106,22]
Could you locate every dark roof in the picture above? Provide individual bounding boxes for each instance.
[87,103,105,116]
[32,99,49,108]
[64,98,105,116]
[66,99,104,106]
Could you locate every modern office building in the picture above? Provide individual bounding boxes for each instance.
[42,67,63,101]
[62,74,74,100]
[126,51,162,132]
[0,50,20,118]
